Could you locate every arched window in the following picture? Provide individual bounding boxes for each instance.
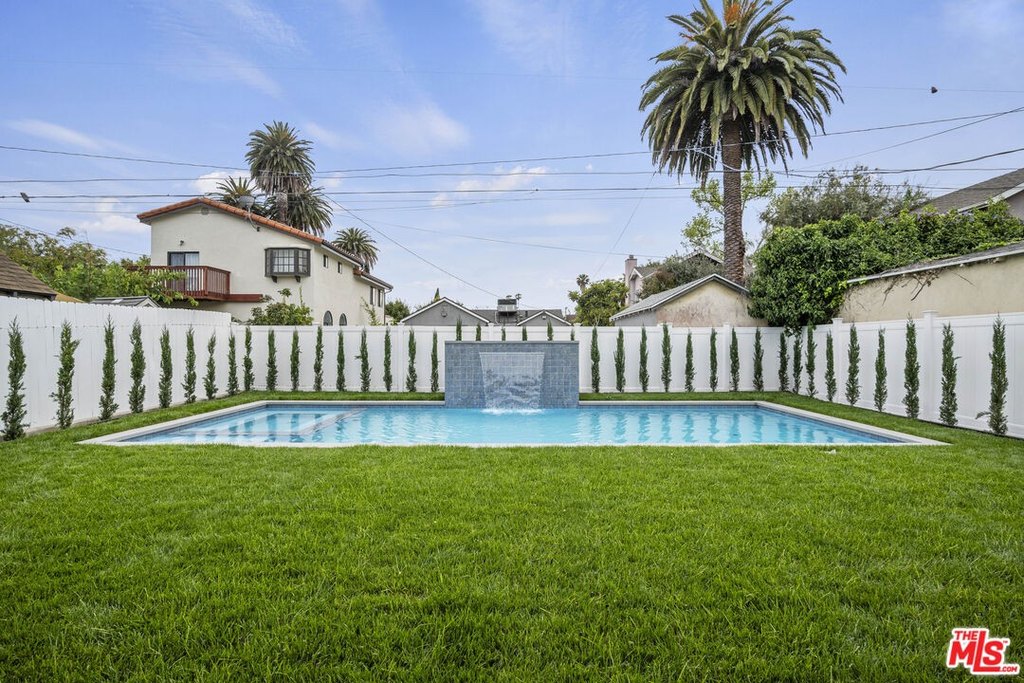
[339,313,348,326]
[322,311,333,326]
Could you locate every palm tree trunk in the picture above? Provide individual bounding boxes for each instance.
[721,119,745,284]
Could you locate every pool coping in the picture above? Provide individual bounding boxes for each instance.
[81,400,946,447]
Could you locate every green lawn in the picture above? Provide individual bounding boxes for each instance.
[1,392,1021,681]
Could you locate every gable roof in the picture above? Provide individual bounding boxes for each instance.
[630,250,724,282]
[137,197,392,290]
[517,310,571,326]
[400,297,491,325]
[846,240,1024,285]
[610,274,749,322]
[919,168,1024,214]
[90,296,160,307]
[0,252,57,299]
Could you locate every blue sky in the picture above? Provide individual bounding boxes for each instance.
[3,0,1024,312]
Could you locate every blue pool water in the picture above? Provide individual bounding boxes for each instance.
[121,403,901,446]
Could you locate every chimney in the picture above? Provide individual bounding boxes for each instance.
[624,254,638,303]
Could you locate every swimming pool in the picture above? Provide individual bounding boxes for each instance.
[85,401,940,447]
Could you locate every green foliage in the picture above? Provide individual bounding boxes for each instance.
[873,330,887,412]
[243,327,254,393]
[778,333,789,392]
[729,329,740,392]
[570,327,575,341]
[52,321,79,429]
[455,318,462,342]
[639,253,724,299]
[265,330,277,391]
[249,289,313,326]
[475,324,482,341]
[52,258,190,305]
[406,330,417,392]
[568,278,627,326]
[752,328,764,392]
[982,318,1008,436]
[501,327,506,341]
[546,321,554,341]
[182,327,197,404]
[0,224,107,287]
[246,121,330,235]
[590,328,600,393]
[159,328,173,408]
[99,318,119,419]
[361,299,381,326]
[360,330,371,393]
[805,327,816,398]
[204,333,218,400]
[289,329,299,391]
[680,171,777,257]
[312,327,323,392]
[940,324,958,427]
[521,326,528,341]
[845,325,860,406]
[684,332,694,392]
[661,324,671,392]
[825,333,837,402]
[639,328,649,392]
[383,327,393,392]
[227,332,239,397]
[128,320,146,413]
[385,299,411,325]
[903,321,919,418]
[2,320,27,439]
[709,329,718,392]
[336,329,345,392]
[792,331,802,394]
[429,331,438,393]
[332,227,378,270]
[614,329,626,393]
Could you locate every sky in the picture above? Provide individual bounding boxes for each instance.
[3,0,1024,312]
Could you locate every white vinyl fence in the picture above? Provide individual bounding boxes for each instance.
[0,298,1020,438]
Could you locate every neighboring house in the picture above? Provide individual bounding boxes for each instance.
[916,167,1024,219]
[840,241,1024,322]
[624,251,724,305]
[90,296,159,308]
[0,252,57,300]
[610,274,765,327]
[401,297,570,328]
[138,197,392,325]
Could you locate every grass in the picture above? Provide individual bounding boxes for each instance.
[1,391,1021,681]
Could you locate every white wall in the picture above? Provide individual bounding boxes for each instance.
[0,299,1020,438]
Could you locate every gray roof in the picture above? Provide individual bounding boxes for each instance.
[90,296,160,307]
[847,240,1024,284]
[610,274,749,321]
[0,252,57,299]
[920,167,1024,214]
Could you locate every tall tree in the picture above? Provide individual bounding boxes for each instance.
[640,0,845,282]
[245,121,329,235]
[332,227,379,271]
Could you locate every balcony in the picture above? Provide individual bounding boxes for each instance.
[146,265,261,302]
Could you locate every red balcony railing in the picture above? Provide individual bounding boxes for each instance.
[147,265,231,300]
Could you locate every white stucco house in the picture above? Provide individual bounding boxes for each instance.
[138,197,392,325]
[610,274,765,327]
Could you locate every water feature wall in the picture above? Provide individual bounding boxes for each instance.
[444,341,580,409]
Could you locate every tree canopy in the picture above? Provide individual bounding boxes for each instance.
[569,277,627,326]
[639,253,723,299]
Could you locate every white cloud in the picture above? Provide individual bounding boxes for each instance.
[373,102,469,156]
[432,164,547,206]
[467,0,576,72]
[79,199,148,235]
[304,121,360,151]
[193,171,237,195]
[8,120,105,151]
[203,49,282,97]
[221,0,303,50]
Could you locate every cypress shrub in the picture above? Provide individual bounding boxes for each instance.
[361,329,372,392]
[455,318,462,341]
[729,328,740,392]
[778,332,789,392]
[336,329,346,392]
[709,328,718,392]
[242,326,254,392]
[825,333,836,402]
[52,321,79,428]
[873,329,887,412]
[521,326,527,341]
[383,327,393,392]
[99,318,119,418]
[660,324,671,392]
[983,317,1008,435]
[792,333,803,394]
[940,323,958,426]
[312,326,323,392]
[752,328,764,391]
[475,323,481,341]
[265,329,277,391]
[639,328,649,392]
[845,325,860,406]
[128,320,146,413]
[227,332,239,396]
[289,330,300,391]
[903,320,919,418]
[805,326,816,398]
[547,320,554,341]
[429,331,438,392]
[570,327,575,341]
[204,332,218,400]
[590,327,600,393]
[614,328,626,392]
[2,320,27,439]
[684,331,694,392]
[159,327,173,407]
[406,330,417,392]
[501,327,506,341]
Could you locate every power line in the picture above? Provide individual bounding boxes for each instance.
[0,215,148,257]
[0,144,246,171]
[595,172,658,275]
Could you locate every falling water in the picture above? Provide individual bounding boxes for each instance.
[479,352,545,411]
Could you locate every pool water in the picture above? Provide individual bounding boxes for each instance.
[120,403,902,446]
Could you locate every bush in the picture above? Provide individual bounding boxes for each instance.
[312,326,323,392]
[805,327,816,398]
[2,320,27,439]
[99,318,119,418]
[501,327,506,341]
[903,320,919,418]
[361,329,372,392]
[873,329,887,411]
[982,317,1008,435]
[845,325,860,406]
[825,333,836,402]
[590,328,600,393]
[183,327,198,402]
[455,318,462,341]
[204,333,218,400]
[406,330,417,392]
[792,333,803,395]
[128,320,146,413]
[227,332,239,396]
[265,330,277,391]
[709,329,718,392]
[429,331,438,392]
[778,332,789,392]
[336,329,346,392]
[614,329,626,392]
[243,326,255,392]
[522,326,528,341]
[383,327,393,392]
[752,328,764,391]
[248,288,313,325]
[289,330,300,391]
[52,321,79,428]
[159,327,173,407]
[475,324,482,341]
[661,324,671,392]
[547,321,554,341]
[639,328,649,392]
[684,332,694,392]
[729,328,739,392]
[940,323,958,426]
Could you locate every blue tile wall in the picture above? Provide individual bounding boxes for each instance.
[444,341,580,408]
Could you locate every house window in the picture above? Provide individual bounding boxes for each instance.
[323,311,333,326]
[337,262,342,274]
[168,251,199,267]
[339,313,348,326]
[323,254,328,268]
[265,248,310,278]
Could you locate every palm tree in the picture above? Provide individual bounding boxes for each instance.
[215,176,268,216]
[640,0,844,283]
[332,227,379,271]
[245,121,316,226]
[267,186,332,236]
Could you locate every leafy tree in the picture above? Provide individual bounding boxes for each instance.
[684,331,695,392]
[204,333,218,400]
[332,227,379,270]
[406,330,417,392]
[2,320,27,439]
[52,321,79,428]
[336,329,346,391]
[475,324,482,341]
[590,327,600,393]
[640,0,844,282]
[243,326,255,392]
[752,328,764,391]
[383,327,393,392]
[729,328,740,391]
[289,330,300,391]
[0,224,107,285]
[159,327,173,407]
[639,251,722,298]
[227,332,239,396]
[614,329,626,392]
[455,318,463,342]
[940,324,958,426]
[313,326,323,392]
[873,329,887,411]
[429,331,438,393]
[778,332,789,392]
[183,327,197,403]
[360,329,372,392]
[903,320,919,418]
[639,328,650,392]
[128,320,146,412]
[385,299,411,324]
[681,171,777,258]
[246,121,330,235]
[50,258,189,306]
[805,327,816,397]
[825,332,836,402]
[249,289,313,325]
[99,318,118,419]
[709,328,718,392]
[265,330,277,391]
[269,187,331,236]
[661,324,672,392]
[792,332,803,394]
[361,299,382,326]
[845,325,860,406]
[568,277,627,326]
[546,320,554,341]
[980,318,1008,435]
